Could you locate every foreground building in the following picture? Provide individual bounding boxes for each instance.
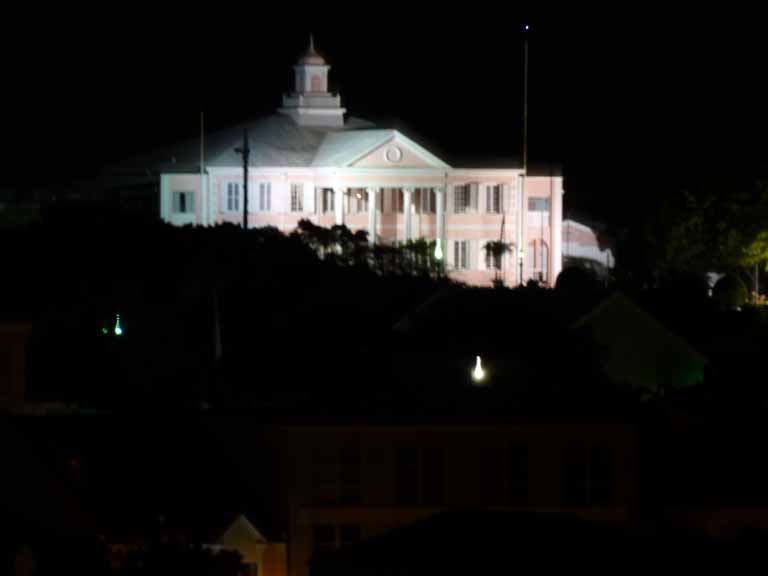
[157,39,564,286]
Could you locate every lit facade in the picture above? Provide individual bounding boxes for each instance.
[159,40,564,287]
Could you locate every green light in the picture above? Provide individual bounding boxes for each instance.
[434,238,443,261]
[101,328,108,335]
[114,314,123,336]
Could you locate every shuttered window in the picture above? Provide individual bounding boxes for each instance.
[290,183,304,212]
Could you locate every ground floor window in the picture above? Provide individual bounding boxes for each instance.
[172,191,194,214]
[290,183,304,212]
[453,240,470,270]
[225,182,240,212]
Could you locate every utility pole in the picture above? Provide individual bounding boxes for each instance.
[235,128,250,229]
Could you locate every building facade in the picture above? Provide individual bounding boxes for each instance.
[159,39,564,287]
[266,419,637,576]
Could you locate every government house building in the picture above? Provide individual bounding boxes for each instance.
[158,38,564,286]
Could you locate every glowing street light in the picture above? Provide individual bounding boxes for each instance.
[471,355,486,384]
[114,313,123,336]
[434,238,443,261]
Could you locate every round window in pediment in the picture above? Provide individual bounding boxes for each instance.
[385,146,403,164]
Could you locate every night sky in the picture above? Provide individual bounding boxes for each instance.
[3,11,768,223]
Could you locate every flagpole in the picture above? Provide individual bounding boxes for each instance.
[200,111,206,225]
[519,24,529,285]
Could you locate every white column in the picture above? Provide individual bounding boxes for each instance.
[334,187,344,226]
[403,187,413,242]
[436,185,445,255]
[367,187,378,245]
[551,177,564,285]
[517,173,526,286]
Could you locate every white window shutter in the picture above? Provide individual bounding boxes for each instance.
[502,183,510,213]
[304,183,315,213]
[479,240,486,271]
[469,182,479,211]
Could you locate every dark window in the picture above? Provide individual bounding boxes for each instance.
[528,197,550,212]
[322,188,334,213]
[421,447,445,506]
[312,524,336,554]
[173,191,194,214]
[339,524,362,546]
[396,445,419,505]
[507,445,529,505]
[563,446,587,505]
[311,449,338,505]
[589,446,613,505]
[340,442,361,505]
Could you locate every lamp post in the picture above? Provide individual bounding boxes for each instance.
[235,128,250,229]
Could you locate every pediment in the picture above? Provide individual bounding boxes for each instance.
[349,133,449,169]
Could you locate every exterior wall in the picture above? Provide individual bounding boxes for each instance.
[161,168,564,288]
[270,421,637,576]
[163,174,203,227]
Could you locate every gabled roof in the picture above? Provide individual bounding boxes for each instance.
[312,129,450,168]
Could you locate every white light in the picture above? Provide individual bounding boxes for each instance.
[524,24,529,31]
[434,238,443,261]
[471,355,486,383]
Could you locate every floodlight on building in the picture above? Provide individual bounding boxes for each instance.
[471,355,486,383]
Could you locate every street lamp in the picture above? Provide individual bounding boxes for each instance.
[471,355,486,384]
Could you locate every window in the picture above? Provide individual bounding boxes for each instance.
[421,447,445,506]
[528,197,550,212]
[453,240,470,270]
[562,445,613,506]
[454,185,470,213]
[340,441,361,505]
[258,182,271,212]
[396,445,419,506]
[394,189,404,213]
[485,243,503,271]
[539,242,549,282]
[172,191,194,214]
[321,188,334,213]
[396,444,445,506]
[225,182,240,212]
[350,188,367,213]
[311,448,338,505]
[486,185,503,213]
[339,525,362,547]
[563,446,588,505]
[312,524,336,555]
[589,447,613,505]
[290,183,304,212]
[507,445,529,505]
[419,188,436,214]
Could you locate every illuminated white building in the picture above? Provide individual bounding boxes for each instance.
[159,39,564,286]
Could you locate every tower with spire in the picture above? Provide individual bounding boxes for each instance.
[278,35,346,128]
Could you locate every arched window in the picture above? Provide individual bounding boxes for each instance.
[526,240,536,281]
[539,241,549,283]
[311,75,323,92]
